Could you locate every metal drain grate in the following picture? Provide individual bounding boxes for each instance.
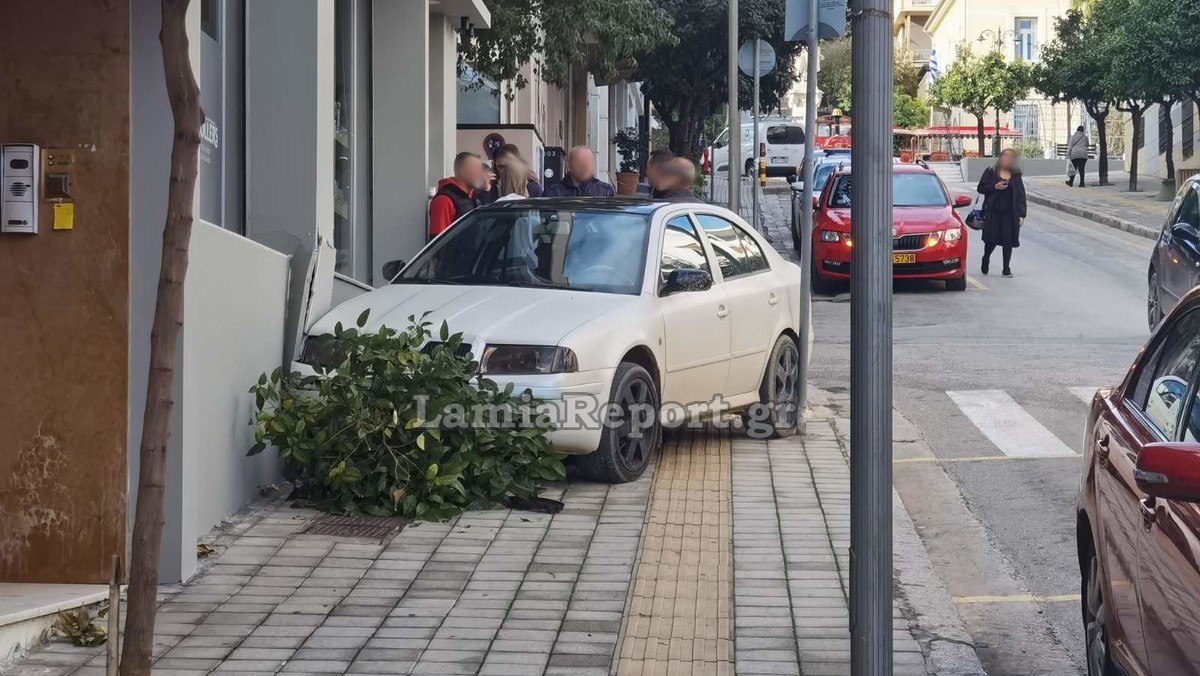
[296,514,404,542]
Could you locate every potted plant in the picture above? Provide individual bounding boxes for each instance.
[612,127,645,195]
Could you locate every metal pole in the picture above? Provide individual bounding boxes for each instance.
[752,39,761,230]
[798,1,819,433]
[727,0,740,213]
[849,0,893,671]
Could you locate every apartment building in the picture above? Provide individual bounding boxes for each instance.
[900,0,1080,157]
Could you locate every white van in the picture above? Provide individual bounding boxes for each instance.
[709,118,807,177]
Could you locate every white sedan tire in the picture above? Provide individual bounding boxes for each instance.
[572,362,660,483]
[757,334,802,438]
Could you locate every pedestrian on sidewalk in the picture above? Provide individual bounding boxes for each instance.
[638,149,676,196]
[543,145,616,197]
[653,158,702,203]
[493,158,532,202]
[977,148,1027,278]
[478,143,543,204]
[429,151,486,238]
[1066,126,1089,187]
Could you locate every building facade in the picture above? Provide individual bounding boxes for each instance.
[902,0,1080,158]
[0,0,488,604]
[1126,102,1200,185]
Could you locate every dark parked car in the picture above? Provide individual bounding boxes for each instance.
[1148,175,1200,328]
[1077,286,1200,675]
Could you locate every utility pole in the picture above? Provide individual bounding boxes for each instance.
[752,39,761,230]
[849,0,893,672]
[798,0,819,433]
[728,0,740,213]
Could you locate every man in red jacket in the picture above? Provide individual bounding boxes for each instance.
[429,152,487,237]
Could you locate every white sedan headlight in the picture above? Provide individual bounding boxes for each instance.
[481,345,579,375]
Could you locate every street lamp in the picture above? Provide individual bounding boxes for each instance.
[977,28,1017,156]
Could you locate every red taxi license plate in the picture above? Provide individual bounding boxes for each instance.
[893,253,917,264]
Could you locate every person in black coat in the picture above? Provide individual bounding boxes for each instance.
[976,148,1027,278]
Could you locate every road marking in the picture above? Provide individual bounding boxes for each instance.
[1070,387,1100,404]
[966,275,988,291]
[947,390,1077,458]
[953,593,1080,604]
[894,454,1078,464]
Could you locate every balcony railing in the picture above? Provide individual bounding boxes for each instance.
[911,49,932,64]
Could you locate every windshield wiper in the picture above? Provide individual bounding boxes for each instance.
[502,279,562,289]
[393,277,464,285]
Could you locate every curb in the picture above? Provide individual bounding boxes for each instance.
[821,393,988,675]
[1026,190,1158,240]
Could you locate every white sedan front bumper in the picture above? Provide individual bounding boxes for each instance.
[288,362,614,455]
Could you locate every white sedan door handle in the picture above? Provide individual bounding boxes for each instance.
[768,292,779,305]
[717,304,730,319]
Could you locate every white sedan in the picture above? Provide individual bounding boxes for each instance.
[300,197,803,483]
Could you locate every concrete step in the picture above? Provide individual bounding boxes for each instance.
[928,161,963,184]
[0,583,107,667]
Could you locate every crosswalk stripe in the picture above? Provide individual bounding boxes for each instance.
[953,593,1079,604]
[1070,387,1100,404]
[946,390,1077,458]
[894,454,1078,464]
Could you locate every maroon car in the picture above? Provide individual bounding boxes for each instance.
[1078,289,1200,675]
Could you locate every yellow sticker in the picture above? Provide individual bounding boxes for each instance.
[53,203,74,230]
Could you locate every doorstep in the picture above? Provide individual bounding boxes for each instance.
[0,583,108,667]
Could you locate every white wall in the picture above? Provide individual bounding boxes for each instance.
[168,222,290,583]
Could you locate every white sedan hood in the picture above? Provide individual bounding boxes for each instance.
[309,284,637,348]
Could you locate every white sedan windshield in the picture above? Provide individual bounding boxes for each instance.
[399,208,651,295]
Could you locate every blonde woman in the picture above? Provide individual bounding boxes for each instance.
[495,159,531,201]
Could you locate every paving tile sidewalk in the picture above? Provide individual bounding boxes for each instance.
[1023,173,1172,239]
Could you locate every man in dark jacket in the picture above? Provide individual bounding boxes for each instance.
[544,146,616,197]
[478,144,543,204]
[653,158,703,203]
[429,152,486,237]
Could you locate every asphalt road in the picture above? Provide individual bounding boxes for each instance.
[806,194,1156,675]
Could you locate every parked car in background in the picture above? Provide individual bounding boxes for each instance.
[1076,286,1200,675]
[809,164,972,294]
[709,117,807,177]
[298,198,803,484]
[1147,175,1200,328]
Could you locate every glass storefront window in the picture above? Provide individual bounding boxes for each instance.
[334,0,373,281]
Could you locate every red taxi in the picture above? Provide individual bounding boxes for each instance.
[810,163,973,294]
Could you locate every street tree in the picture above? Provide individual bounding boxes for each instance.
[460,0,673,90]
[817,36,852,113]
[634,0,801,159]
[817,41,920,117]
[931,47,1030,157]
[1093,0,1184,192]
[120,0,203,674]
[893,89,927,130]
[1036,8,1115,185]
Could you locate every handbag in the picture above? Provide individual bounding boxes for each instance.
[965,195,985,231]
[1067,162,1077,180]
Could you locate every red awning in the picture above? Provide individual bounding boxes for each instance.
[920,125,1023,138]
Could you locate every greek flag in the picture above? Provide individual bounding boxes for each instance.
[929,49,939,81]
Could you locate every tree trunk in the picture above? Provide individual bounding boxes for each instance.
[1162,100,1177,187]
[975,114,986,157]
[120,1,203,674]
[1094,109,1110,186]
[1129,108,1142,193]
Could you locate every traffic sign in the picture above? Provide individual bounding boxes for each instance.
[737,40,775,76]
[785,0,847,41]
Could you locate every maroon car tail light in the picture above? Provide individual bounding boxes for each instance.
[1135,442,1200,502]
